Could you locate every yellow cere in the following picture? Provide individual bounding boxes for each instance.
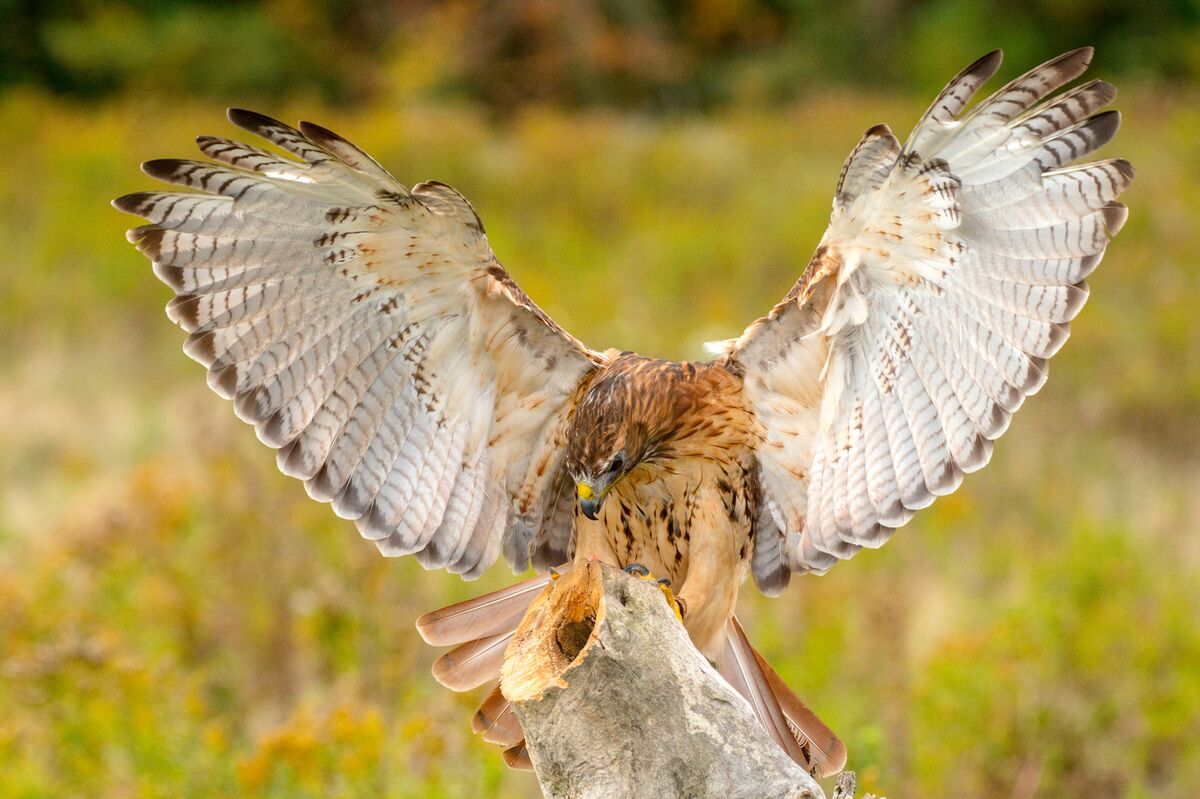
[576,482,594,500]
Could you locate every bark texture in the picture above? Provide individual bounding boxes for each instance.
[500,562,826,799]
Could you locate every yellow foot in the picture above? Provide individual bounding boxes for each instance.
[622,563,685,623]
[656,578,686,623]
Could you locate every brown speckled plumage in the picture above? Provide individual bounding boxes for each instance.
[565,354,760,655]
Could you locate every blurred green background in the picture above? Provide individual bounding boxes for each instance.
[1,2,1198,797]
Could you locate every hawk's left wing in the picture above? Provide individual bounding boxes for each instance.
[116,110,602,578]
[719,48,1132,589]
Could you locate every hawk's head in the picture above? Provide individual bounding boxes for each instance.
[564,356,698,519]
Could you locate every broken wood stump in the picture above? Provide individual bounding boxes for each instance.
[499,561,828,799]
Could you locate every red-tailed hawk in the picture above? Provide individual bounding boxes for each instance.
[116,48,1130,777]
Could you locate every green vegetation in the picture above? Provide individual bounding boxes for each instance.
[1,7,1198,797]
[4,1,1200,108]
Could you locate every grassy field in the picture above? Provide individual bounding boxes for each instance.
[1,83,1198,798]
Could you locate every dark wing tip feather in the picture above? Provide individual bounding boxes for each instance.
[210,363,240,399]
[227,107,291,135]
[113,192,151,215]
[141,158,190,181]
[123,223,157,243]
[151,262,185,291]
[183,329,217,366]
[300,118,400,182]
[1113,158,1136,182]
[297,120,347,149]
[970,49,1005,79]
[1055,45,1095,74]
[1087,108,1122,147]
[1102,202,1129,235]
[905,48,1004,148]
[864,123,894,139]
[134,226,166,256]
[165,293,200,331]
[1089,79,1118,104]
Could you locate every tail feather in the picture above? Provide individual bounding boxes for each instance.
[420,574,554,770]
[503,741,533,770]
[718,617,810,770]
[473,684,525,746]
[719,615,847,778]
[416,572,555,646]
[431,628,516,691]
[749,641,848,777]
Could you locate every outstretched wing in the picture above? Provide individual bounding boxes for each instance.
[722,48,1132,586]
[116,110,602,578]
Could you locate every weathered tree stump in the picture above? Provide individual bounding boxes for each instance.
[499,561,827,799]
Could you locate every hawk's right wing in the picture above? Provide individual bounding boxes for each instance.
[116,110,602,578]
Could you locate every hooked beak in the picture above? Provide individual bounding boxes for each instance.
[577,478,608,520]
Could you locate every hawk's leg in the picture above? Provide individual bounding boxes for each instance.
[622,563,685,622]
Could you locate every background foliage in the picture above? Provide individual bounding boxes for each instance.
[5,0,1200,109]
[1,2,1198,798]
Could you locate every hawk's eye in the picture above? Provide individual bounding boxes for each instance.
[607,454,625,474]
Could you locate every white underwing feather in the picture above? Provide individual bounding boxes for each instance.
[728,49,1131,577]
[118,109,602,578]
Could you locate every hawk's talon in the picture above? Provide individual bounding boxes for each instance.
[623,563,650,577]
